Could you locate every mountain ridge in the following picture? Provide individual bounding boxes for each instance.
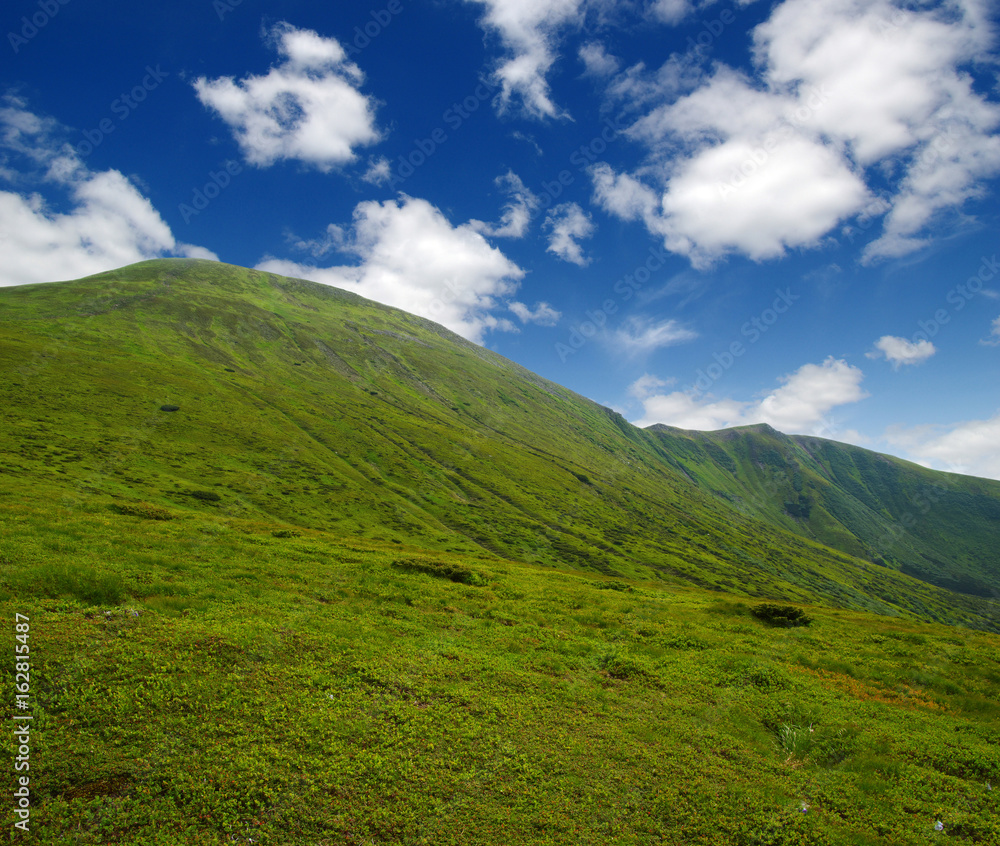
[1,258,998,630]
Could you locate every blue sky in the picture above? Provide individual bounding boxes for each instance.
[3,0,1000,478]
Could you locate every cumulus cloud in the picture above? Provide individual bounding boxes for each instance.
[543,202,595,265]
[632,390,751,431]
[593,0,1000,266]
[193,23,382,171]
[579,41,620,77]
[0,98,215,287]
[590,164,659,221]
[469,171,539,238]
[755,357,869,432]
[630,356,868,433]
[627,372,673,398]
[867,335,937,367]
[649,0,692,25]
[256,195,526,344]
[885,413,1000,480]
[613,316,697,354]
[510,300,561,325]
[361,156,392,185]
[981,316,1000,346]
[464,0,589,118]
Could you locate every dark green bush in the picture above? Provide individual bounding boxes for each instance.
[187,490,221,502]
[663,633,709,650]
[751,604,813,627]
[596,581,631,592]
[392,558,485,585]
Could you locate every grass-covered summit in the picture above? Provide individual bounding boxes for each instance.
[2,259,999,844]
[2,258,998,629]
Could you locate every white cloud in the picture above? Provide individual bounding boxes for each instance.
[663,131,869,265]
[510,300,561,325]
[543,202,595,265]
[469,171,539,238]
[594,0,1000,266]
[885,412,1000,480]
[176,244,220,262]
[193,23,382,171]
[285,223,346,259]
[590,163,661,225]
[0,99,215,287]
[464,0,589,118]
[756,357,868,433]
[256,195,525,344]
[981,316,1000,346]
[579,41,620,77]
[630,356,868,433]
[510,131,543,155]
[361,156,392,185]
[627,372,673,398]
[633,390,750,431]
[756,0,1000,263]
[649,0,692,25]
[613,315,697,354]
[867,335,937,367]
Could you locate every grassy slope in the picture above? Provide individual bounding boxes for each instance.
[2,510,999,845]
[0,258,996,630]
[1,259,999,844]
[647,424,1000,601]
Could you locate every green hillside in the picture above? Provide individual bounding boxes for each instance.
[2,259,999,844]
[647,424,1000,601]
[1,258,997,630]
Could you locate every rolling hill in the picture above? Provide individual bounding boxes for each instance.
[2,258,1000,845]
[1,258,997,630]
[648,423,1000,602]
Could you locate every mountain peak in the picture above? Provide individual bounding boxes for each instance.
[2,259,999,628]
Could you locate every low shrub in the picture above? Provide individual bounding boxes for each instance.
[751,604,812,627]
[187,490,221,502]
[392,558,486,586]
[596,581,632,592]
[663,633,710,650]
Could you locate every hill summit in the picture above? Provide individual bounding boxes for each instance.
[1,259,998,630]
[4,259,1000,845]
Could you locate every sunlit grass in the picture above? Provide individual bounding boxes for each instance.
[1,506,999,844]
[1,259,999,843]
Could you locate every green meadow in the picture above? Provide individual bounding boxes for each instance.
[2,259,998,843]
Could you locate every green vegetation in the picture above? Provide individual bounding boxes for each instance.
[648,423,1000,603]
[1,259,999,843]
[2,513,999,844]
[752,603,814,628]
